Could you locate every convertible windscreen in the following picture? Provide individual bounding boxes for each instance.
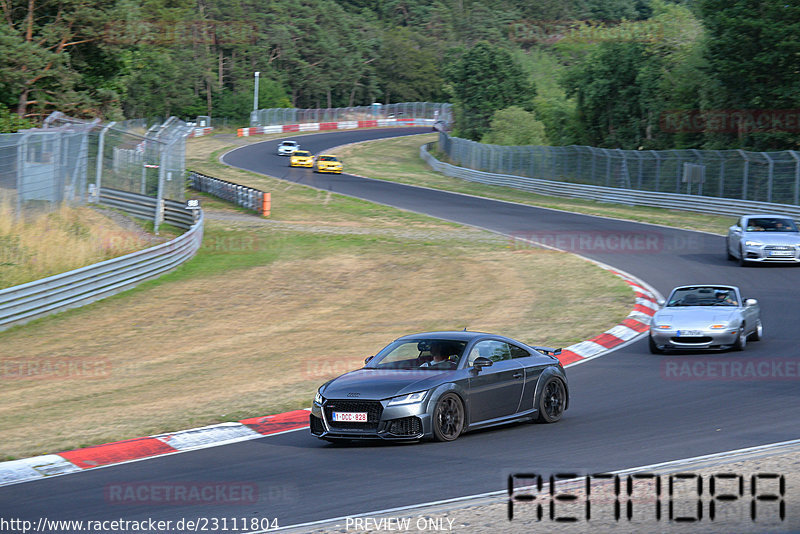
[667,287,738,307]
[367,339,468,370]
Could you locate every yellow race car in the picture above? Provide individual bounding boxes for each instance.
[314,155,343,174]
[289,150,314,168]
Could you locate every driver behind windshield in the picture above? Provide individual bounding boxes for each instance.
[420,342,448,367]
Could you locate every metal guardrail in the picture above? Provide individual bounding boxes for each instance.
[188,171,269,215]
[0,199,203,331]
[98,187,195,229]
[421,143,800,220]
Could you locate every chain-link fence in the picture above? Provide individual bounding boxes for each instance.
[0,112,191,221]
[438,133,800,206]
[251,102,452,127]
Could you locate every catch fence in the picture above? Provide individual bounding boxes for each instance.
[0,112,192,232]
[438,133,800,206]
[251,102,452,127]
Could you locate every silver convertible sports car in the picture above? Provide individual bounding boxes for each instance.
[649,285,762,353]
[726,214,800,266]
[310,331,569,443]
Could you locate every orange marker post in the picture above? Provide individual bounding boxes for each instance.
[262,192,271,217]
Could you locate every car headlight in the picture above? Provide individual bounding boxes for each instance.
[387,391,427,406]
[654,324,671,329]
[744,240,763,247]
[710,324,727,329]
[314,390,324,405]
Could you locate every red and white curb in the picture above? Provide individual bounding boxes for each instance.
[0,273,660,489]
[237,118,434,137]
[558,267,660,366]
[0,410,310,487]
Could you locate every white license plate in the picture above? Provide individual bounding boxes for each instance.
[769,250,793,256]
[332,412,367,422]
[677,330,702,337]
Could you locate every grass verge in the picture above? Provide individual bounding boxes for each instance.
[0,198,157,289]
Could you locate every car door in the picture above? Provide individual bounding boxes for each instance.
[466,340,525,423]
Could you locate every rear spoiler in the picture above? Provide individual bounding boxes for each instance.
[533,346,562,357]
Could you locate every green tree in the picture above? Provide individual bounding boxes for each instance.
[698,0,800,149]
[445,42,535,141]
[481,106,548,145]
[374,28,445,104]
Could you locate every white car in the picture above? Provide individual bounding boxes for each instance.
[649,285,762,353]
[277,140,299,156]
[726,214,800,266]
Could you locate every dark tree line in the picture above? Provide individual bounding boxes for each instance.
[0,0,798,151]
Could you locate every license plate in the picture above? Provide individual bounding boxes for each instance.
[332,412,367,422]
[677,330,702,337]
[769,250,793,256]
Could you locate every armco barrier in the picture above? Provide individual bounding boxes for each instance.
[98,188,195,229]
[421,143,800,220]
[237,118,434,137]
[188,171,271,216]
[0,201,203,331]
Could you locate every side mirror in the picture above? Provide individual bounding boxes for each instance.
[657,298,665,307]
[745,298,758,307]
[472,357,493,370]
[365,356,374,364]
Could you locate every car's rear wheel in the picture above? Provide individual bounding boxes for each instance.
[748,319,763,341]
[432,393,464,442]
[535,377,566,423]
[733,324,747,350]
[648,334,663,354]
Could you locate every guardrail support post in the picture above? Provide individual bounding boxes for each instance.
[762,152,774,203]
[790,151,800,206]
[94,122,115,203]
[737,149,749,200]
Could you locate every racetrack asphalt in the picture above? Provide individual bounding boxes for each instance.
[2,128,799,532]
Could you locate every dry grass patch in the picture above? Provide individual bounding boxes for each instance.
[0,198,155,289]
[0,223,631,459]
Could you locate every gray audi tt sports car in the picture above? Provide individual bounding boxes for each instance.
[310,331,568,443]
[649,285,762,353]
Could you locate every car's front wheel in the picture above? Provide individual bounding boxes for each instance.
[535,377,566,423]
[738,246,749,267]
[432,393,464,442]
[648,334,664,354]
[733,324,747,350]
[726,239,735,261]
[748,319,763,341]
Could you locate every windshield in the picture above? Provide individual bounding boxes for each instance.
[318,156,339,162]
[293,151,311,157]
[667,287,738,307]
[745,218,798,232]
[281,141,297,147]
[366,339,467,370]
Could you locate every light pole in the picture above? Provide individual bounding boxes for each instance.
[253,71,260,111]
